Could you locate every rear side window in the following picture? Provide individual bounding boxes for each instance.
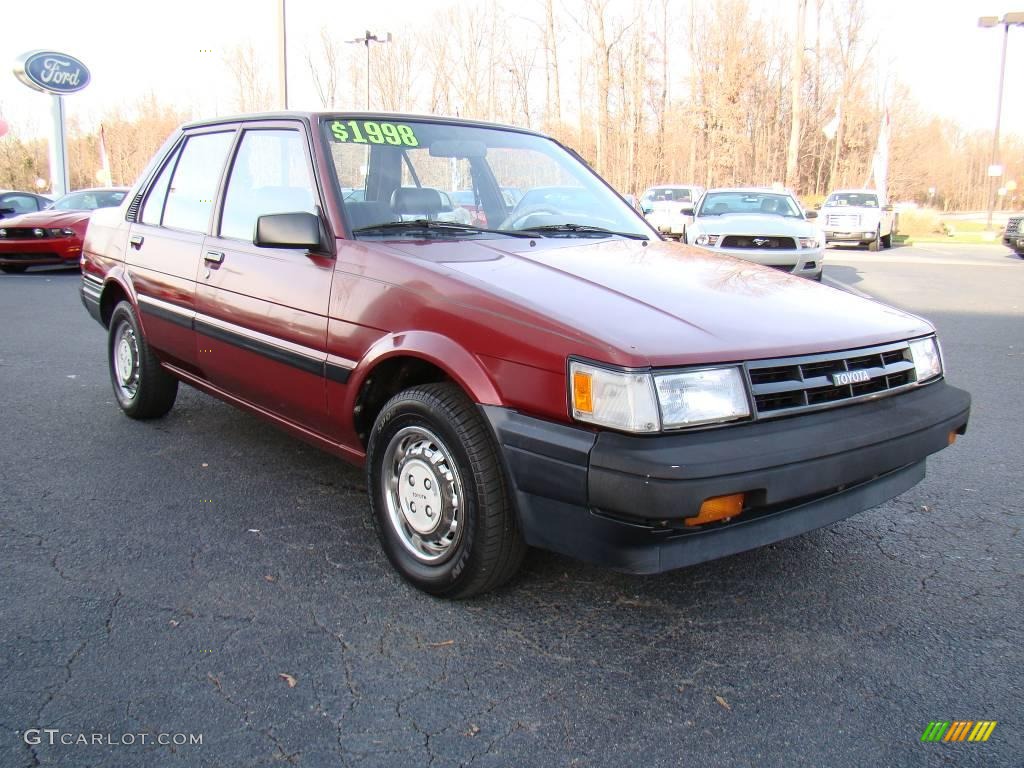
[219,129,317,241]
[141,151,177,225]
[162,132,234,233]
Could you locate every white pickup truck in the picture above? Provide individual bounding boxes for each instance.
[819,189,897,250]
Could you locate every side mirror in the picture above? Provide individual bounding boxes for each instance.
[0,207,15,216]
[642,206,653,215]
[254,212,322,249]
[805,210,818,220]
[679,203,695,215]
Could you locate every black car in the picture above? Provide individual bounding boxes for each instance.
[1003,214,1023,256]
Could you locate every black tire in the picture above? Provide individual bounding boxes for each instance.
[867,229,880,251]
[881,232,892,248]
[107,301,178,419]
[366,382,526,598]
[1,265,28,274]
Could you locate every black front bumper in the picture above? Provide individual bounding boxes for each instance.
[482,381,970,575]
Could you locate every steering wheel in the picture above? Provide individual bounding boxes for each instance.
[499,205,563,231]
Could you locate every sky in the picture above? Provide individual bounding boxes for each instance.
[0,0,1021,140]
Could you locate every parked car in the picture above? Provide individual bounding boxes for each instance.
[685,188,825,280]
[640,184,704,239]
[0,187,128,273]
[1003,213,1023,256]
[81,112,969,598]
[819,188,897,250]
[0,190,52,220]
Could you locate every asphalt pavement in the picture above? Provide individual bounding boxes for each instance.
[1,243,1021,767]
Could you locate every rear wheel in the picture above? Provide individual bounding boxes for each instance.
[1,265,27,274]
[107,301,178,419]
[366,382,525,598]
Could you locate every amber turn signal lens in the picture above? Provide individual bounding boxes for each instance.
[685,493,745,527]
[948,431,958,445]
[572,370,593,414]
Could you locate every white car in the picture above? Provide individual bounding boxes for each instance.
[819,189,896,250]
[685,188,825,280]
[640,184,703,239]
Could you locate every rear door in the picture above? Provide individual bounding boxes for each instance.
[126,128,236,374]
[194,122,335,435]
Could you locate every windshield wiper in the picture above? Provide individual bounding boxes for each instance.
[515,223,649,240]
[352,219,533,238]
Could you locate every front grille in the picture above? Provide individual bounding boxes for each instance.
[0,228,46,239]
[0,252,60,262]
[768,264,796,272]
[825,213,860,228]
[720,235,796,249]
[747,341,918,418]
[1006,217,1022,236]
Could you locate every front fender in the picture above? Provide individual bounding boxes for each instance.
[346,330,502,408]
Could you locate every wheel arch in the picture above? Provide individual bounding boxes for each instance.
[348,331,502,446]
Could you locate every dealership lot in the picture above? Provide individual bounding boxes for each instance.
[1,244,1020,767]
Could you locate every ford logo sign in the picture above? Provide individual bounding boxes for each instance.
[14,50,91,95]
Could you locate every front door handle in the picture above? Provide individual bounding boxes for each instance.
[129,234,144,249]
[204,250,225,264]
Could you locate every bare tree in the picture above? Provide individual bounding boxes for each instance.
[223,43,273,113]
[307,27,343,109]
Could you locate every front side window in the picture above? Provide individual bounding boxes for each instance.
[322,117,651,240]
[697,192,803,218]
[141,151,177,226]
[220,129,317,241]
[162,131,234,233]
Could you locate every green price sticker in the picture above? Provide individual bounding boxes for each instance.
[330,120,419,147]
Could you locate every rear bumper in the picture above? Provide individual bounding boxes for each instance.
[80,274,103,323]
[482,381,970,574]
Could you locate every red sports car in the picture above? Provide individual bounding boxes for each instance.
[0,187,127,273]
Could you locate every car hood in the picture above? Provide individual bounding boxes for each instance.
[387,237,933,368]
[693,213,816,236]
[0,210,90,228]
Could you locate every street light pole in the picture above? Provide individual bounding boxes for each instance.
[346,31,392,111]
[979,12,1024,230]
[277,0,289,109]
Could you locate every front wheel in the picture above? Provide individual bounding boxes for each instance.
[868,229,881,251]
[107,301,178,419]
[366,383,525,598]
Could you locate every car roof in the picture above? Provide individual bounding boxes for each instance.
[828,189,879,194]
[645,184,701,189]
[181,111,547,139]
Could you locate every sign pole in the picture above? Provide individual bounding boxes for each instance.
[49,94,69,198]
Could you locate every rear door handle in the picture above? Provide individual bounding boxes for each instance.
[129,235,144,249]
[204,250,225,264]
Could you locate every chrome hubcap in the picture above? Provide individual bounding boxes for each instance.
[382,426,463,563]
[113,324,139,399]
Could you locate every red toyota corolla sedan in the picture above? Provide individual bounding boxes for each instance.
[0,187,127,274]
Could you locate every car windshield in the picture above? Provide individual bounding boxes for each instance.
[50,190,127,211]
[642,187,693,203]
[825,192,879,207]
[697,191,802,218]
[322,117,651,240]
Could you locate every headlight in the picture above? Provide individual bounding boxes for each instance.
[655,367,750,428]
[569,361,752,432]
[909,337,942,382]
[798,237,820,249]
[570,360,660,432]
[694,234,719,246]
[48,228,75,237]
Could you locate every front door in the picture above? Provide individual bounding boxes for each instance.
[194,124,334,435]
